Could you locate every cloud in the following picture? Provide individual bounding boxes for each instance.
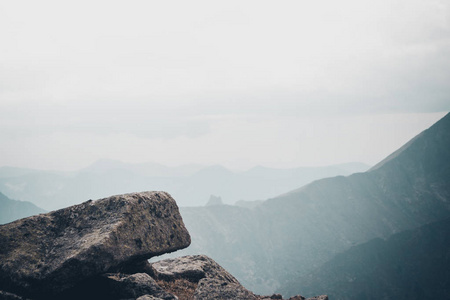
[1,0,449,113]
[0,0,449,170]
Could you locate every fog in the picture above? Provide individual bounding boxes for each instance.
[1,0,449,171]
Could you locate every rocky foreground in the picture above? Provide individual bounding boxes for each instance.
[0,191,326,300]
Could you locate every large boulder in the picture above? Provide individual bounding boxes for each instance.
[0,191,190,298]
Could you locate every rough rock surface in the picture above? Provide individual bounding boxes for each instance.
[194,278,258,300]
[0,191,190,298]
[0,290,29,300]
[286,296,329,300]
[136,296,166,300]
[151,255,327,300]
[152,255,254,299]
[151,254,238,284]
[101,273,176,300]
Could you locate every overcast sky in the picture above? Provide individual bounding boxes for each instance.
[0,0,449,171]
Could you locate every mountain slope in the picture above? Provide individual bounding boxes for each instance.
[167,113,450,295]
[0,192,46,225]
[286,218,450,299]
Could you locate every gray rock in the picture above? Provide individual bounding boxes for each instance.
[152,255,262,300]
[194,278,258,300]
[306,296,328,300]
[0,290,29,300]
[286,296,328,300]
[136,296,165,300]
[0,191,190,297]
[102,273,177,300]
[151,255,238,284]
[205,195,223,206]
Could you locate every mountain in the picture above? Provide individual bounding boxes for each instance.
[0,162,369,210]
[157,113,450,295]
[80,159,205,177]
[0,191,46,225]
[286,218,450,299]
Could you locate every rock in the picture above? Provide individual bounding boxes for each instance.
[101,273,177,300]
[286,295,328,300]
[152,255,261,300]
[150,255,321,300]
[205,195,223,206]
[194,278,258,300]
[151,255,239,284]
[136,296,166,300]
[287,296,305,300]
[305,296,328,300]
[0,290,29,300]
[0,191,190,298]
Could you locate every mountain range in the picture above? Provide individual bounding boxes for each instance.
[0,161,368,210]
[156,112,450,297]
[2,113,449,299]
[0,192,45,225]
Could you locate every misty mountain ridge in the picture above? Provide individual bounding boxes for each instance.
[0,191,46,225]
[2,113,449,298]
[80,159,206,177]
[159,112,450,296]
[0,161,369,210]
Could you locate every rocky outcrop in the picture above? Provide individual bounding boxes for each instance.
[152,255,254,299]
[0,191,326,300]
[0,191,190,298]
[150,255,327,300]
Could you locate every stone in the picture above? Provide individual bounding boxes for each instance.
[101,273,176,300]
[194,278,258,300]
[136,296,166,300]
[287,296,305,300]
[151,255,261,300]
[0,290,29,300]
[151,255,238,284]
[0,192,190,298]
[305,296,328,300]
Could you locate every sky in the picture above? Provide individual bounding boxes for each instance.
[0,0,449,171]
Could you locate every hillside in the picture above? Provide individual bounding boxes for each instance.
[284,218,450,299]
[162,113,450,295]
[0,192,46,225]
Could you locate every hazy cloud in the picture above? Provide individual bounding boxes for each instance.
[0,0,449,170]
